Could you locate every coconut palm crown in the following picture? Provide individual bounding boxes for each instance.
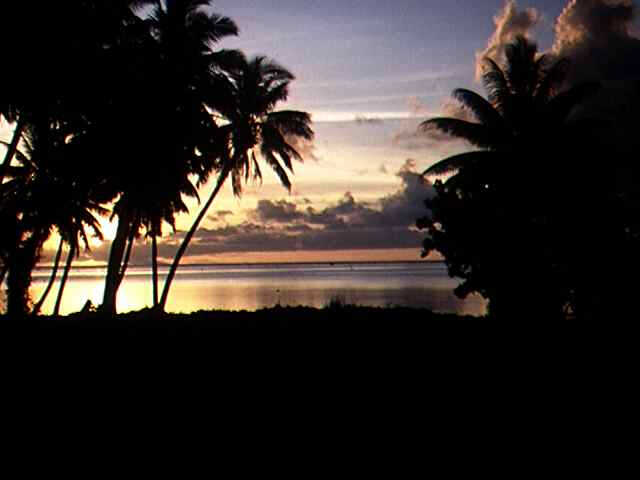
[214,55,314,194]
[157,54,313,310]
[421,36,599,178]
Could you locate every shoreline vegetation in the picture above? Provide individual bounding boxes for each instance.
[0,305,480,333]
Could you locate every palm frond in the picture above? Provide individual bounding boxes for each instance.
[255,56,295,82]
[261,123,302,167]
[260,82,290,111]
[231,167,243,196]
[422,151,496,177]
[261,148,291,191]
[504,35,538,97]
[265,111,314,140]
[482,58,511,116]
[421,118,500,149]
[204,14,239,43]
[208,48,246,74]
[452,89,506,130]
[251,151,262,183]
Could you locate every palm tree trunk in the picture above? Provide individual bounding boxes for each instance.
[32,237,64,315]
[0,118,26,184]
[53,243,75,317]
[159,166,231,311]
[101,210,132,314]
[115,223,136,292]
[152,234,159,307]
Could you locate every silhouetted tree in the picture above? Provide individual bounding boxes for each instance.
[0,1,313,317]
[0,120,106,315]
[418,37,600,319]
[158,55,314,311]
[99,0,238,313]
[0,1,148,315]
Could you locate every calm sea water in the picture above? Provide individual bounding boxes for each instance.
[23,262,487,316]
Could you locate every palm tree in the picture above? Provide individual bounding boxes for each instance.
[158,55,314,311]
[52,209,105,316]
[418,36,600,319]
[0,1,154,315]
[99,0,239,313]
[421,36,597,178]
[0,121,107,316]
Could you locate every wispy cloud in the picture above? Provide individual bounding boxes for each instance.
[475,0,541,80]
[296,68,467,89]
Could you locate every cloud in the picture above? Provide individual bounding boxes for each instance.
[393,99,473,151]
[542,1,640,155]
[207,210,234,223]
[553,0,640,86]
[425,0,640,155]
[285,134,319,162]
[354,115,384,125]
[475,0,541,81]
[407,96,430,117]
[253,199,306,223]
[157,161,436,257]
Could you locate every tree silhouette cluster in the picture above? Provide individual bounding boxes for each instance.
[0,1,313,316]
[417,36,640,320]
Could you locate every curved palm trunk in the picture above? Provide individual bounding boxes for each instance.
[152,234,159,307]
[101,209,133,314]
[159,166,231,311]
[32,238,64,315]
[53,243,75,317]
[0,118,26,184]
[116,224,136,292]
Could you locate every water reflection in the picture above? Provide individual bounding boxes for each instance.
[22,263,487,316]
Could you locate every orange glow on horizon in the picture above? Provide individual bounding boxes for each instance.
[158,248,440,265]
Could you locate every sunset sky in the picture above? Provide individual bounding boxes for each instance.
[5,0,635,265]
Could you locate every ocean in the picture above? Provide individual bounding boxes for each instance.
[26,262,487,316]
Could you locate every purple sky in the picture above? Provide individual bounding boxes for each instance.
[216,0,566,119]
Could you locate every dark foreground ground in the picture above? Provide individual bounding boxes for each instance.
[0,305,480,336]
[2,306,629,375]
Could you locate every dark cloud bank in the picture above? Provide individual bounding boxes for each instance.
[73,161,434,264]
[157,160,435,259]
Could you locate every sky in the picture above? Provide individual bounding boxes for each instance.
[217,0,565,120]
[7,0,639,265]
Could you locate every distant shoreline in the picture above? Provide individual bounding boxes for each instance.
[33,259,446,270]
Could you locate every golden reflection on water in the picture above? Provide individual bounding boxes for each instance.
[30,279,153,315]
[26,264,488,316]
